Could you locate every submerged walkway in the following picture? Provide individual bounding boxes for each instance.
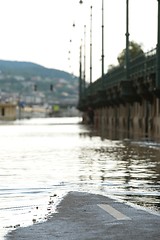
[6,192,160,240]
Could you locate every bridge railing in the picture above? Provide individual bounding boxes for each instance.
[86,65,126,97]
[104,65,126,88]
[145,48,156,75]
[81,48,157,105]
[130,48,156,79]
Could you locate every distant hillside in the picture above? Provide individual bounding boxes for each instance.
[0,60,73,80]
[0,60,79,106]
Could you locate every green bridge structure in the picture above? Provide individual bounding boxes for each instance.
[78,48,157,110]
[77,0,160,141]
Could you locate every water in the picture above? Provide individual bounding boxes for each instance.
[0,117,160,239]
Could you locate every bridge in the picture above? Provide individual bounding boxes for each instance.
[78,1,160,141]
[78,48,157,110]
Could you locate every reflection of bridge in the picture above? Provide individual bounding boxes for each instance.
[78,47,160,140]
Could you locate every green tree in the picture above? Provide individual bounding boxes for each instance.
[117,41,144,65]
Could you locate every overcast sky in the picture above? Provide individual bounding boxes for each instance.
[0,0,158,81]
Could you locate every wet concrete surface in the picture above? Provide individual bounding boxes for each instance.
[5,192,160,240]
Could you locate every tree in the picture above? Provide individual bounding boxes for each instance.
[117,41,144,65]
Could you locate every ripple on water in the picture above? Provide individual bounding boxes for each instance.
[0,118,160,239]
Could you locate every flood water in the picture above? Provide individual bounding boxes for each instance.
[0,117,160,239]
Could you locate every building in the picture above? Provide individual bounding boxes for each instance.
[0,103,17,121]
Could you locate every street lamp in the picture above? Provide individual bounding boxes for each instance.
[125,0,130,81]
[156,0,160,89]
[101,0,104,87]
[125,0,130,135]
[78,0,84,102]
[90,6,93,86]
[79,42,82,102]
[83,25,86,89]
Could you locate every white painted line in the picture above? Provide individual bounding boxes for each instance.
[98,204,131,221]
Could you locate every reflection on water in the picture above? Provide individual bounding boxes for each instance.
[79,130,160,209]
[0,117,160,238]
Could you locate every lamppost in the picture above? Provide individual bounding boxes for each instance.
[79,41,83,103]
[156,0,160,89]
[83,24,86,90]
[90,6,93,86]
[78,0,83,105]
[101,0,104,87]
[125,0,130,81]
[125,0,130,136]
[79,1,86,97]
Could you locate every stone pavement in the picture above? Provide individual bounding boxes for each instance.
[5,191,160,240]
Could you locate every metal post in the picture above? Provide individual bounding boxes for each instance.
[79,0,85,101]
[156,0,160,89]
[83,25,86,91]
[126,0,130,136]
[90,6,93,86]
[101,0,104,87]
[79,43,82,101]
[125,0,130,81]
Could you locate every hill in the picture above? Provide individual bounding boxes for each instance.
[0,60,72,80]
[0,60,79,106]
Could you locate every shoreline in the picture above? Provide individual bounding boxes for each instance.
[3,190,66,240]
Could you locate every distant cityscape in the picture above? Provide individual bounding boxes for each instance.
[0,60,80,119]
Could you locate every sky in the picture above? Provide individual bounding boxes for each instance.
[0,0,158,81]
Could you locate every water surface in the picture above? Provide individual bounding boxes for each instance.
[0,117,160,239]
